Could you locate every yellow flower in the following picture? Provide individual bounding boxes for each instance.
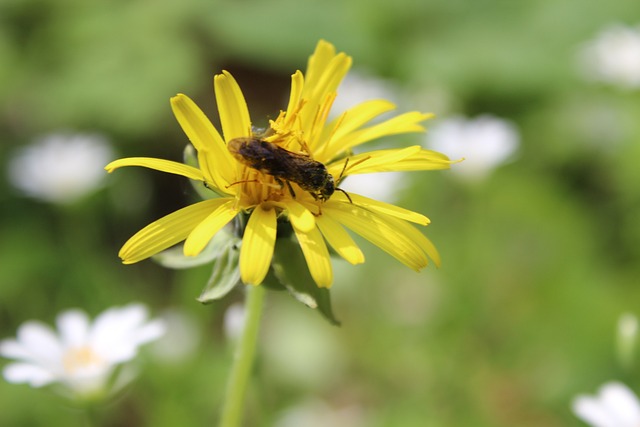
[106,40,451,288]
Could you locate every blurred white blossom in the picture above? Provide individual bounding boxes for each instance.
[0,304,164,400]
[262,304,345,389]
[617,313,639,370]
[7,132,114,204]
[223,302,246,342]
[425,115,519,180]
[334,71,408,201]
[572,382,640,427]
[340,171,406,202]
[150,309,199,364]
[332,69,399,117]
[578,24,640,89]
[275,399,367,427]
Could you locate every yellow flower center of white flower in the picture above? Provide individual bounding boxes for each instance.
[63,346,105,373]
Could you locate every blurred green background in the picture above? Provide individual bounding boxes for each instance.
[2,0,640,425]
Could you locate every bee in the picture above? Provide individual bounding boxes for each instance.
[227,137,351,202]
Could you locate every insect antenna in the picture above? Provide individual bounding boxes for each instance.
[335,187,353,204]
[337,157,349,182]
[339,155,371,181]
[332,159,353,203]
[333,155,371,204]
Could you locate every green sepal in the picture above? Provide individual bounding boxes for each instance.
[271,236,340,326]
[260,268,287,292]
[197,235,242,303]
[152,227,238,269]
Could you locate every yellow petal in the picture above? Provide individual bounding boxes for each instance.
[285,71,304,121]
[170,94,235,188]
[214,71,252,141]
[388,149,453,171]
[323,203,429,271]
[327,147,451,176]
[119,199,232,264]
[328,146,421,176]
[240,205,277,285]
[322,100,397,154]
[300,41,352,139]
[183,200,238,256]
[105,157,204,181]
[308,53,352,103]
[293,222,333,288]
[306,92,337,151]
[283,200,315,232]
[304,40,338,94]
[379,213,441,267]
[327,111,434,157]
[332,192,430,225]
[315,214,364,265]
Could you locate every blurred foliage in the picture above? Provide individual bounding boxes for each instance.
[1,0,640,426]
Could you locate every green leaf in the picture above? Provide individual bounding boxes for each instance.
[271,236,340,326]
[197,237,242,303]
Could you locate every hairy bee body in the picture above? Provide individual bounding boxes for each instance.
[227,137,336,201]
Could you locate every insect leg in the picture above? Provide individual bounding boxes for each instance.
[286,181,297,199]
[272,177,297,199]
[225,179,260,189]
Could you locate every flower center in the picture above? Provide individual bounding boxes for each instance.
[62,346,105,373]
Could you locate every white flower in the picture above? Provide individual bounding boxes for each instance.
[332,69,399,117]
[150,309,199,364]
[262,303,345,389]
[578,24,640,89]
[572,382,640,427]
[425,115,519,180]
[223,303,246,342]
[275,399,367,427]
[618,313,639,364]
[0,304,165,400]
[340,171,406,202]
[330,71,407,202]
[7,132,114,204]
[619,314,639,340]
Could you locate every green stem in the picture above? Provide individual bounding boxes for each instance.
[79,404,99,427]
[219,285,266,427]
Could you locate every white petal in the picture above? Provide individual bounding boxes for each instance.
[3,362,57,387]
[131,319,166,346]
[572,382,640,427]
[90,305,145,346]
[573,395,616,427]
[0,339,32,360]
[92,304,147,339]
[106,319,166,364]
[600,382,640,426]
[15,321,63,368]
[56,309,90,348]
[89,304,163,363]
